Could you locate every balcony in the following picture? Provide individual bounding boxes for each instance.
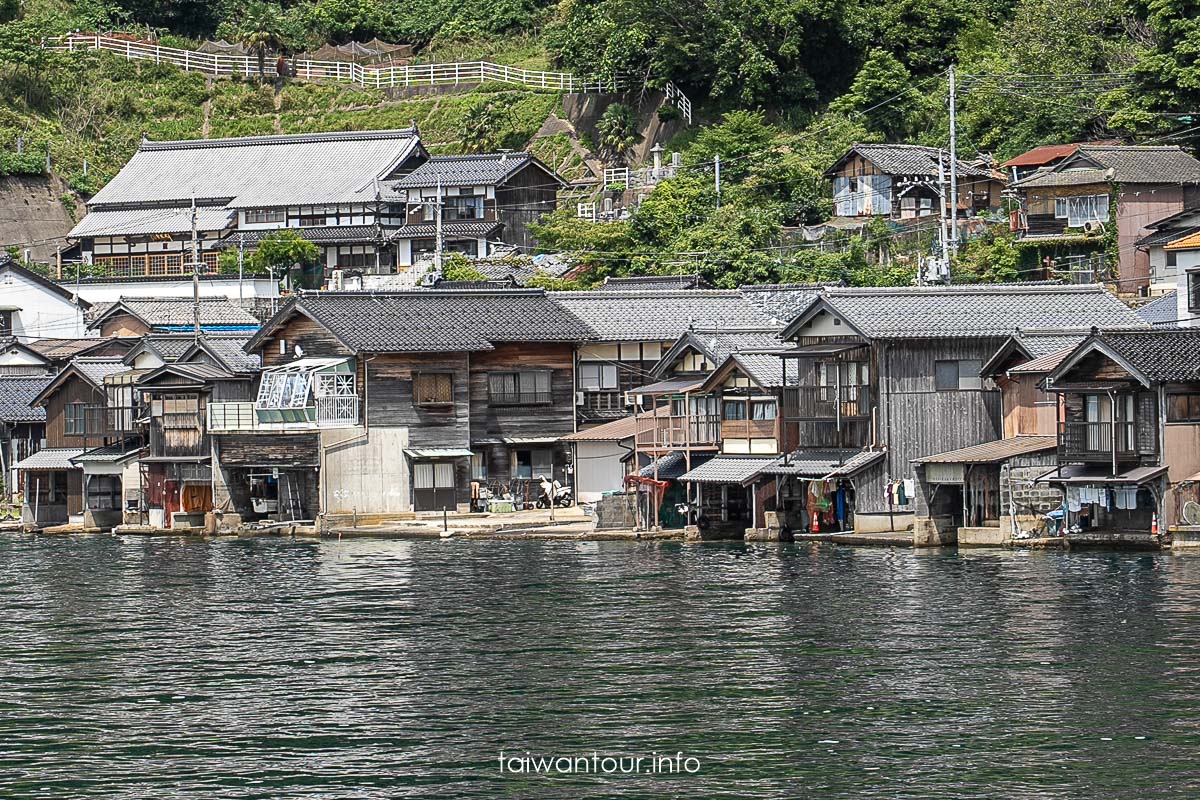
[208,398,361,433]
[721,418,777,441]
[635,414,721,450]
[1058,420,1137,463]
[579,390,627,420]
[73,405,142,438]
[782,385,872,420]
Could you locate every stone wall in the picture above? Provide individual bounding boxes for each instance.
[595,492,637,529]
[1001,452,1062,533]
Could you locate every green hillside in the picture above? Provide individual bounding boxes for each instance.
[2,0,1198,286]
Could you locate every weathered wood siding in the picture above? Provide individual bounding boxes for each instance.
[495,163,559,250]
[1001,375,1058,437]
[871,338,1004,514]
[257,314,353,368]
[44,373,108,450]
[469,343,575,441]
[362,352,470,449]
[216,433,320,466]
[98,313,152,338]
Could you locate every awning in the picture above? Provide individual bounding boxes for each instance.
[72,439,143,464]
[779,342,868,357]
[913,435,1056,465]
[759,448,884,479]
[501,436,560,445]
[631,376,704,395]
[13,448,84,470]
[404,448,473,459]
[1034,464,1169,486]
[680,455,778,485]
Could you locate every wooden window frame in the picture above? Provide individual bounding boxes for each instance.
[488,370,552,406]
[1167,392,1200,423]
[413,371,455,408]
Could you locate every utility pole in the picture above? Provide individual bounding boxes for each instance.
[190,196,201,341]
[237,234,245,303]
[937,150,950,276]
[433,178,444,277]
[714,154,721,209]
[948,64,959,258]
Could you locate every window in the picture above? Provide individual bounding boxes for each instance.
[255,366,322,410]
[336,246,375,269]
[1168,393,1200,423]
[245,208,285,224]
[1065,194,1111,227]
[934,360,983,391]
[86,475,122,510]
[489,370,551,405]
[0,310,11,337]
[1054,197,1068,219]
[515,449,553,479]
[579,363,618,391]
[445,195,484,220]
[414,372,453,406]
[471,451,488,480]
[65,402,87,436]
[1166,250,1178,269]
[751,400,777,420]
[723,399,747,420]
[1190,271,1200,312]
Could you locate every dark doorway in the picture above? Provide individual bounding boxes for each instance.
[414,461,456,511]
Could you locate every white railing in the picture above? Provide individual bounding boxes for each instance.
[207,399,360,431]
[44,33,692,122]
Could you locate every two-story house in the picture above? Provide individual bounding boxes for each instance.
[15,357,134,526]
[0,255,91,340]
[1041,329,1200,546]
[382,153,564,267]
[132,337,260,529]
[207,290,592,525]
[69,129,426,278]
[1012,145,1200,291]
[1134,208,1200,295]
[86,297,261,338]
[825,144,1003,220]
[771,284,1147,540]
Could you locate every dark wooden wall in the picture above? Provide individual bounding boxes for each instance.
[495,163,559,250]
[363,352,471,448]
[258,314,353,368]
[44,373,108,450]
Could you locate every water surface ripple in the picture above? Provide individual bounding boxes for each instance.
[1,535,1198,798]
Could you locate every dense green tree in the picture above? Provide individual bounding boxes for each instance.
[595,102,642,154]
[238,1,287,78]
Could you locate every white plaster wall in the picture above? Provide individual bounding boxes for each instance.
[319,426,410,514]
[574,440,628,502]
[0,269,86,339]
[74,276,279,304]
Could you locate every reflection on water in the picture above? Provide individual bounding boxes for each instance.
[1,535,1199,798]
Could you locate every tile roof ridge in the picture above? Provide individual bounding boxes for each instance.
[426,152,533,161]
[827,283,1098,295]
[140,128,418,151]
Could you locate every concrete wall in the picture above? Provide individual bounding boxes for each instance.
[319,426,410,515]
[0,175,76,264]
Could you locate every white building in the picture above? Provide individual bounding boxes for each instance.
[0,255,89,341]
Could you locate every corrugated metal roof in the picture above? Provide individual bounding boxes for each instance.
[1007,347,1076,374]
[14,448,84,470]
[388,153,537,189]
[913,435,1057,464]
[72,439,143,464]
[1001,143,1080,168]
[87,129,420,209]
[70,206,235,238]
[1034,463,1168,485]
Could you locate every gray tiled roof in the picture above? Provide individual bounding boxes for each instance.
[137,335,197,362]
[389,221,503,240]
[1089,329,1200,382]
[680,455,779,484]
[1015,146,1200,188]
[1015,332,1090,357]
[87,129,421,209]
[13,448,84,470]
[92,297,260,330]
[739,283,831,324]
[194,337,261,373]
[551,290,777,341]
[1137,226,1200,249]
[216,225,384,249]
[730,352,789,388]
[639,451,710,480]
[72,439,143,464]
[388,153,536,189]
[0,376,50,422]
[270,290,593,352]
[805,285,1147,339]
[1136,292,1179,327]
[759,448,885,478]
[836,144,993,179]
[70,206,235,238]
[73,357,130,388]
[598,275,709,291]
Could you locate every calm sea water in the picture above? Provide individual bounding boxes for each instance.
[1,534,1198,798]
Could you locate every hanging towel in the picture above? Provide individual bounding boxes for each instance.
[1067,486,1082,513]
[897,480,907,505]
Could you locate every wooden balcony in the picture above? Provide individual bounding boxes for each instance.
[782,385,872,421]
[721,418,776,441]
[635,414,721,450]
[1058,420,1137,463]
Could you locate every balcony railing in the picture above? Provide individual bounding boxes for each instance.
[208,399,361,432]
[580,390,626,415]
[635,415,721,449]
[782,385,872,420]
[1058,420,1137,462]
[721,418,777,441]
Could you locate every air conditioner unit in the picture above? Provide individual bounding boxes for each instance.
[575,391,585,406]
[329,269,344,290]
[1083,220,1105,235]
[625,393,637,407]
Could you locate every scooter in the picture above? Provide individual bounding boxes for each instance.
[536,477,573,508]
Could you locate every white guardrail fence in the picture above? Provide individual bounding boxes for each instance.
[45,33,692,123]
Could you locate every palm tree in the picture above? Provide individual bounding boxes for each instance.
[239,1,285,81]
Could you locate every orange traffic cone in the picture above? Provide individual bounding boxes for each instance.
[1152,512,1159,536]
[811,510,821,532]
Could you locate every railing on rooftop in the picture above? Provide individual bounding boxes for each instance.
[207,399,360,432]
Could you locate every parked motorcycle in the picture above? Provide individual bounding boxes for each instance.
[536,477,573,508]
